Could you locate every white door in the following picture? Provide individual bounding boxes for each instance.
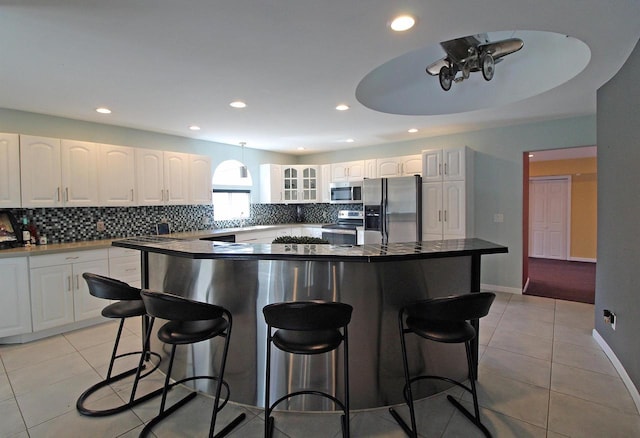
[0,133,21,207]
[377,158,401,178]
[163,151,190,204]
[61,140,99,206]
[0,258,31,337]
[189,154,212,204]
[73,259,109,321]
[422,182,443,240]
[99,144,136,206]
[529,178,569,259]
[401,155,423,176]
[282,166,299,202]
[443,148,465,181]
[30,264,74,331]
[443,181,466,238]
[136,148,165,205]
[421,150,442,182]
[20,135,62,207]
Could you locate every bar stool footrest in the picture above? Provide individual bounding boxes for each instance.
[447,395,492,438]
[388,407,416,438]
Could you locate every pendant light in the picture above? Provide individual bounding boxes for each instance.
[239,142,248,178]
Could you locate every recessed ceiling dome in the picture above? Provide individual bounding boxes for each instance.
[356,30,590,116]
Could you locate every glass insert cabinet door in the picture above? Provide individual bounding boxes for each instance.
[301,167,317,201]
[283,167,299,201]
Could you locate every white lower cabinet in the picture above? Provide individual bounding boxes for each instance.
[30,249,109,331]
[108,247,141,288]
[0,257,31,338]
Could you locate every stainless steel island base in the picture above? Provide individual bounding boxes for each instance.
[146,253,474,410]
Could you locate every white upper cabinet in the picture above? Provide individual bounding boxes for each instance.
[20,135,63,207]
[189,154,212,205]
[320,164,331,203]
[422,147,467,182]
[61,139,100,206]
[260,164,320,204]
[331,160,365,182]
[98,143,136,206]
[0,133,21,207]
[163,151,190,205]
[135,148,165,205]
[260,164,282,203]
[376,154,422,178]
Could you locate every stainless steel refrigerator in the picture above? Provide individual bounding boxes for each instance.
[363,175,422,244]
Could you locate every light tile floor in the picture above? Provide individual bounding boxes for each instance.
[1,292,639,437]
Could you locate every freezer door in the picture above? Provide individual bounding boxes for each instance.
[363,178,384,244]
[362,178,382,206]
[385,176,422,243]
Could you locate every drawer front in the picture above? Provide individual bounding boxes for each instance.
[30,249,108,268]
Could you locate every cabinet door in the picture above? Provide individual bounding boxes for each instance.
[61,139,99,206]
[0,258,31,337]
[259,164,282,203]
[30,264,74,331]
[282,166,299,202]
[401,155,422,176]
[99,144,136,206]
[320,164,331,203]
[331,163,348,182]
[190,154,212,205]
[377,158,401,178]
[135,148,164,205]
[421,149,442,182]
[422,182,443,240]
[300,166,318,202]
[443,181,466,238]
[163,151,190,204]
[0,133,21,208]
[346,161,365,181]
[73,259,109,321]
[20,135,62,207]
[443,148,465,181]
[365,159,377,179]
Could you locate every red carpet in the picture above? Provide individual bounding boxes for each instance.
[525,257,596,304]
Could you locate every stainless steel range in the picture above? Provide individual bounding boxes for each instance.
[321,210,364,245]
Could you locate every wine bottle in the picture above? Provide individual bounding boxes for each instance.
[21,217,31,246]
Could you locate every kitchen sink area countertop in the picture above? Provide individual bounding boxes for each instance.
[0,223,325,259]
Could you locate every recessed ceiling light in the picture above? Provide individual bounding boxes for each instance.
[230,100,247,109]
[390,15,415,32]
[297,147,305,151]
[336,104,350,111]
[408,128,418,133]
[529,153,534,158]
[189,125,201,131]
[345,138,355,143]
[96,107,111,114]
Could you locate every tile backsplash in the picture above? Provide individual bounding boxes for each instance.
[9,203,362,244]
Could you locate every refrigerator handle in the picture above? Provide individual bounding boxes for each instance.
[383,181,389,244]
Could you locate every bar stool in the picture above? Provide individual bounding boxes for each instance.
[389,292,496,438]
[263,300,353,438]
[138,289,246,438]
[76,273,163,416]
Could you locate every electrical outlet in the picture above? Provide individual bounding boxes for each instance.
[96,220,106,232]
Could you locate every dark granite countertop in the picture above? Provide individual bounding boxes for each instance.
[112,236,508,262]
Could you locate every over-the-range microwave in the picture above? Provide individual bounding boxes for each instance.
[329,181,363,204]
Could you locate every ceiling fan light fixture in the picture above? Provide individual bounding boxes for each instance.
[390,15,415,32]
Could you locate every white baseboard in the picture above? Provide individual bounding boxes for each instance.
[592,329,640,414]
[523,277,530,293]
[480,283,522,295]
[0,317,107,344]
[569,257,597,263]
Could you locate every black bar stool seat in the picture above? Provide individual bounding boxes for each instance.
[138,290,245,438]
[263,300,353,438]
[389,292,496,438]
[76,273,163,417]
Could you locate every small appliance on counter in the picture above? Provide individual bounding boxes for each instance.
[0,209,23,249]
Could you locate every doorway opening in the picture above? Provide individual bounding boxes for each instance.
[522,146,597,303]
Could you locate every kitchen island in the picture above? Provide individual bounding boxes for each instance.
[113,237,507,410]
